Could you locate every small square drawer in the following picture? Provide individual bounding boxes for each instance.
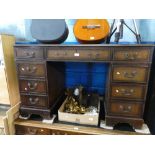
[112,66,149,83]
[16,125,50,135]
[109,101,143,117]
[21,94,48,108]
[17,62,46,77]
[19,79,47,94]
[113,47,152,61]
[111,84,146,100]
[15,47,44,59]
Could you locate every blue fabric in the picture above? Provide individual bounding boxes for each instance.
[65,62,108,95]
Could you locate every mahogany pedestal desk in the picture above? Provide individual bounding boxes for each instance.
[14,44,154,133]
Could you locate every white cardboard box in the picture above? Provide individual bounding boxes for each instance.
[58,98,99,126]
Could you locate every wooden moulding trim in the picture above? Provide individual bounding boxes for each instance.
[6,103,20,135]
[14,119,142,135]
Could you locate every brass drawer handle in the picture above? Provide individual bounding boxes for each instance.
[95,53,100,58]
[26,52,35,58]
[40,129,44,132]
[27,128,37,135]
[120,88,134,96]
[124,52,138,60]
[88,53,92,57]
[25,66,37,74]
[124,71,137,78]
[28,82,38,90]
[119,105,132,113]
[29,97,39,105]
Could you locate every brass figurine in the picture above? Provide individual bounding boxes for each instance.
[64,85,99,114]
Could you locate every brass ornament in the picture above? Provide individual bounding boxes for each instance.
[64,85,98,114]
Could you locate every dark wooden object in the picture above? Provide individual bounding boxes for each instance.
[14,44,154,129]
[14,119,143,135]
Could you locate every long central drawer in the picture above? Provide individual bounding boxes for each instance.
[46,48,111,60]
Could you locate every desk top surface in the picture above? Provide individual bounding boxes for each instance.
[14,43,155,47]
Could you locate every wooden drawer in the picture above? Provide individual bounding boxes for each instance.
[112,66,149,83]
[16,125,50,135]
[19,79,47,94]
[50,129,87,135]
[109,101,143,117]
[111,84,146,100]
[17,62,46,77]
[15,47,44,59]
[47,49,76,59]
[77,49,111,60]
[15,125,87,135]
[113,47,151,61]
[21,94,48,108]
[47,49,111,60]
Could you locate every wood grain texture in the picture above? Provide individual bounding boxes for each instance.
[113,47,152,61]
[20,94,48,108]
[19,79,47,94]
[2,116,9,135]
[17,62,46,78]
[1,35,20,106]
[109,101,143,117]
[0,67,10,104]
[112,66,149,83]
[14,44,154,130]
[6,103,20,134]
[15,47,44,59]
[111,84,146,100]
[14,119,142,135]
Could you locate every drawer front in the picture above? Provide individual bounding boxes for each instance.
[47,49,76,59]
[47,49,111,60]
[21,95,48,108]
[109,101,143,117]
[112,66,148,83]
[111,84,146,100]
[17,63,46,77]
[113,47,151,61]
[50,129,86,135]
[19,79,47,94]
[15,47,44,59]
[77,49,111,60]
[16,125,50,135]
